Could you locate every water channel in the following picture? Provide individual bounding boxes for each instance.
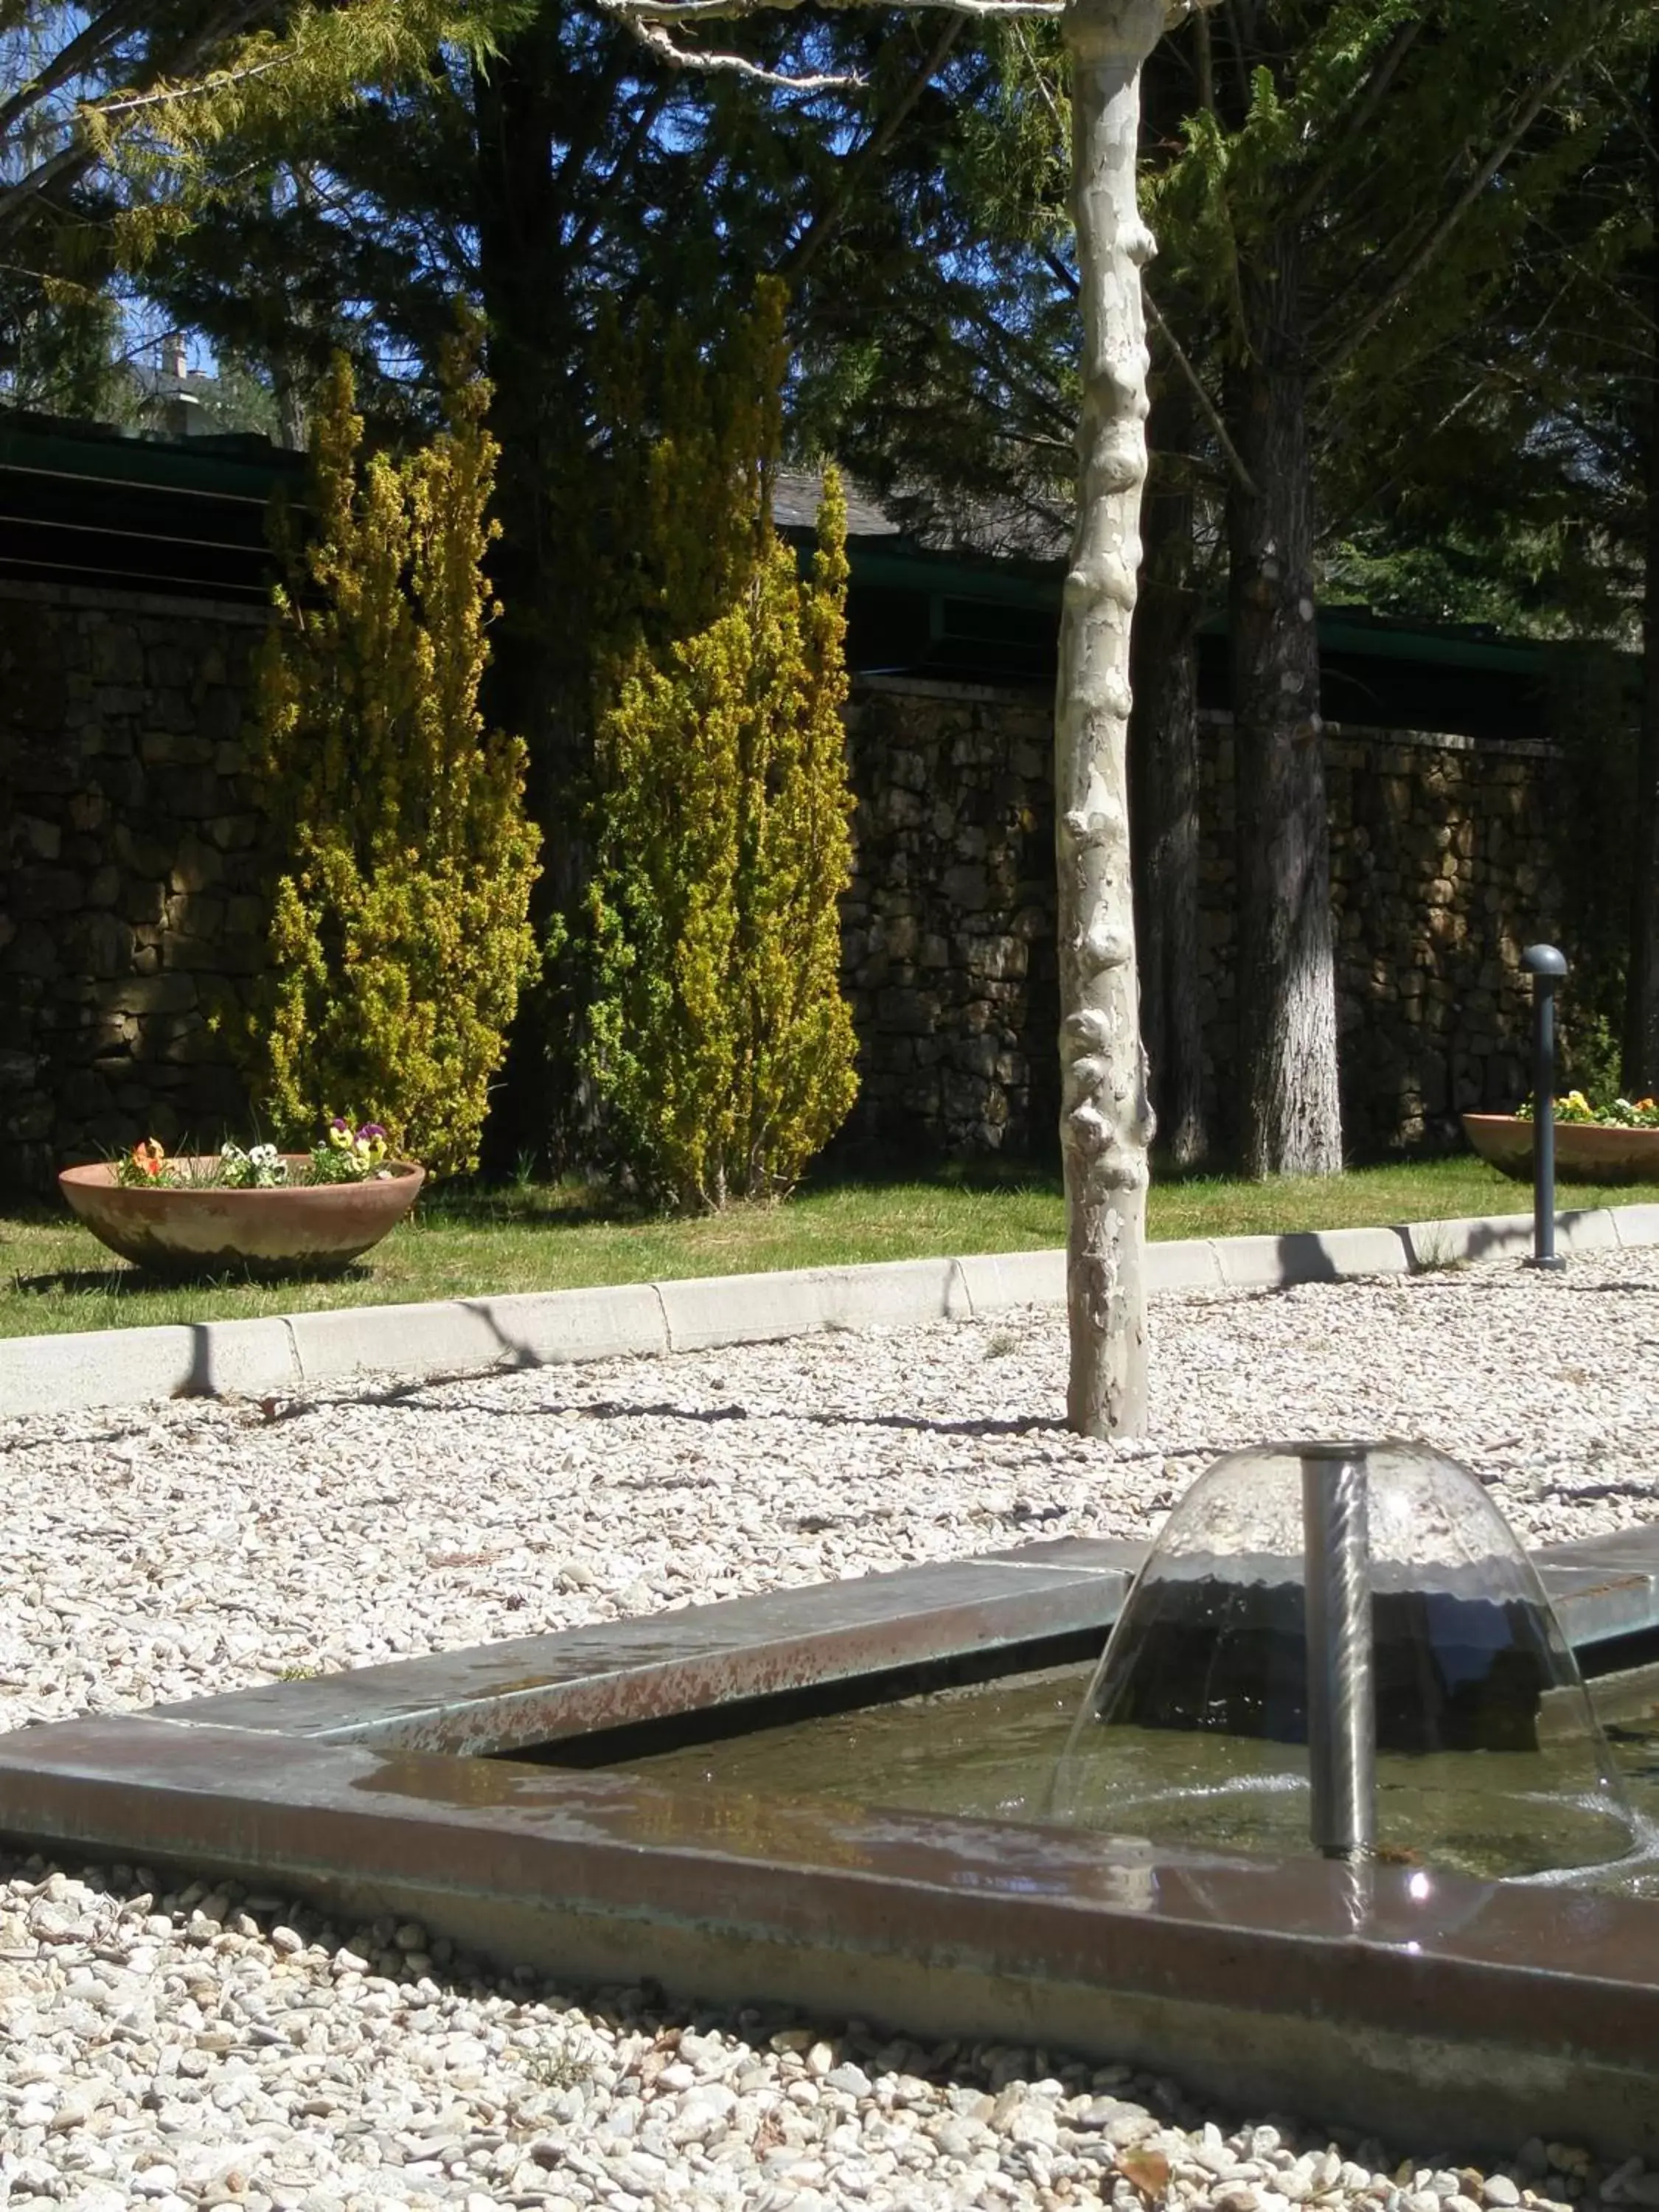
[585,1656,1659,1890]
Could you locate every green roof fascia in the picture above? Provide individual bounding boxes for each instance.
[841,537,1063,611]
[0,423,301,506]
[0,437,1587,681]
[839,541,1561,673]
[1310,619,1552,676]
[1196,605,1554,676]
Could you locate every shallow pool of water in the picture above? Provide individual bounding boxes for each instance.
[593,1660,1659,1890]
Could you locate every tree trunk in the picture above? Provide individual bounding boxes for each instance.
[1227,223,1343,1178]
[472,36,574,857]
[1626,44,1659,1099]
[471,33,600,1170]
[1130,386,1207,1166]
[1632,445,1659,1098]
[1057,0,1163,1437]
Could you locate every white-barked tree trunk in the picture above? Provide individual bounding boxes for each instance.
[1055,0,1164,1436]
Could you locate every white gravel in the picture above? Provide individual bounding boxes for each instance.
[2,1248,1658,2211]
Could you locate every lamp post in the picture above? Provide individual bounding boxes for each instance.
[1520,943,1568,1272]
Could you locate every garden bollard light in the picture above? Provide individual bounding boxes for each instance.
[1521,943,1568,1272]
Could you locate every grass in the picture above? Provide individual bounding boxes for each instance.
[2,1154,1655,1341]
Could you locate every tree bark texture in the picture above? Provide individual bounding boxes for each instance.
[1056,0,1163,1438]
[1627,44,1659,1099]
[1227,223,1343,1177]
[471,32,607,1170]
[472,34,584,880]
[1130,387,1208,1166]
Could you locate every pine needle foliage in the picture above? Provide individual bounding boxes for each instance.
[585,283,858,1212]
[248,335,540,1176]
[1,3,526,253]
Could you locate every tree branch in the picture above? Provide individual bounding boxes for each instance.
[597,0,1205,93]
[1284,15,1424,229]
[1319,38,1598,384]
[785,16,963,279]
[604,0,1063,21]
[0,0,147,149]
[567,86,670,262]
[1013,17,1065,136]
[0,0,271,237]
[1194,2,1213,115]
[1144,285,1257,498]
[1220,0,1253,114]
[93,49,290,122]
[594,4,866,86]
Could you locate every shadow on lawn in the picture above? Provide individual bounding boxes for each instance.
[418,1155,1069,1231]
[12,1260,374,1298]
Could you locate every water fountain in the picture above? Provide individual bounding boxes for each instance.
[4,1439,1659,2154]
[1050,1439,1639,1882]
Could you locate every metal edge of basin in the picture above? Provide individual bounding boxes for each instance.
[147,1541,1146,1754]
[5,1528,1659,2160]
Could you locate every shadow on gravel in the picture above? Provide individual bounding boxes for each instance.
[257,1388,1071,1439]
[567,1401,1074,1440]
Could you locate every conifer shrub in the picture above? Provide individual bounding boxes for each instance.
[585,285,858,1210]
[246,338,540,1176]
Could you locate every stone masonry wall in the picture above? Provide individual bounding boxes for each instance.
[1202,713,1566,1157]
[844,678,1571,1162]
[841,680,1060,1157]
[1,591,1576,1189]
[1,582,266,1189]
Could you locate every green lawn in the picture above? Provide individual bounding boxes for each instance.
[2,1155,1655,1340]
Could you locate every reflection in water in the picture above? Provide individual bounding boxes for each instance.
[591,1654,1659,1892]
[598,1666,1088,1824]
[1048,1720,1637,1882]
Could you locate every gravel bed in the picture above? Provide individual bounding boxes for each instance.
[2,1248,1658,2211]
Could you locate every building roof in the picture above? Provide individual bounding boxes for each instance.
[0,410,1585,729]
[0,412,302,602]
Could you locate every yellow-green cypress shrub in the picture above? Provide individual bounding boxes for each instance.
[247,339,540,1175]
[585,289,858,1210]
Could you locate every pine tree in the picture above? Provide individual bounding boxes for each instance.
[584,284,858,1211]
[248,335,540,1175]
[1147,0,1655,1175]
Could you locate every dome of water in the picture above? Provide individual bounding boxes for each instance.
[1049,1439,1637,1881]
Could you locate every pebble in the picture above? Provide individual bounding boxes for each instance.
[1,1253,1656,2208]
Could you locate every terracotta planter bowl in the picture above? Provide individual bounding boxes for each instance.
[1461,1113,1659,1185]
[58,1156,424,1277]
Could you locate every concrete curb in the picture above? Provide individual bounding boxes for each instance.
[3,1202,1656,1420]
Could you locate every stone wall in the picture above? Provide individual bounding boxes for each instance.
[843,678,1571,1162]
[841,680,1060,1156]
[1204,714,1566,1156]
[1,581,266,1189]
[1,591,1579,1190]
